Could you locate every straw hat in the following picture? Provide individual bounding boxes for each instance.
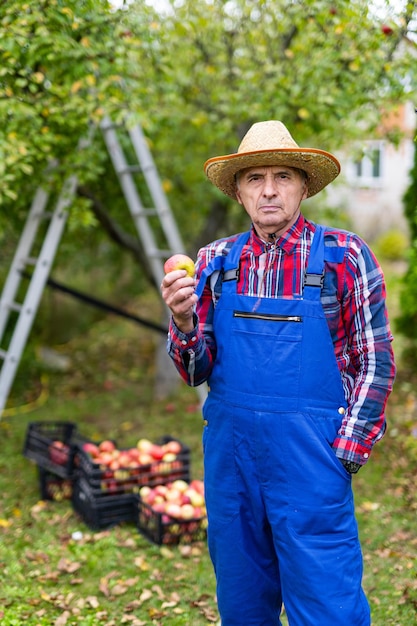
[204,120,340,199]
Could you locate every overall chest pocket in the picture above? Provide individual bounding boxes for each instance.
[226,310,303,399]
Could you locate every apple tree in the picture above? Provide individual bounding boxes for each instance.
[119,0,417,253]
[0,0,153,276]
[1,0,416,268]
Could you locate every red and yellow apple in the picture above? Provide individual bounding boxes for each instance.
[98,440,116,453]
[162,440,182,455]
[148,444,165,461]
[163,254,195,277]
[82,442,100,458]
[48,440,70,466]
[136,438,154,453]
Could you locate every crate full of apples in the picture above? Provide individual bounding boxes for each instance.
[136,479,207,545]
[74,436,191,496]
[23,421,79,479]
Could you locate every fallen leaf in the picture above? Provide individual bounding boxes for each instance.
[0,518,12,528]
[30,501,48,519]
[124,600,142,612]
[54,610,70,626]
[161,601,178,608]
[134,556,149,571]
[358,501,380,512]
[26,551,50,563]
[148,607,166,619]
[121,617,147,625]
[111,584,128,596]
[99,577,110,597]
[152,584,165,600]
[139,589,153,604]
[159,547,174,559]
[39,571,59,583]
[93,531,112,541]
[64,592,76,606]
[86,596,99,608]
[57,558,82,574]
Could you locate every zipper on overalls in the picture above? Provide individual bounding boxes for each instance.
[233,311,302,322]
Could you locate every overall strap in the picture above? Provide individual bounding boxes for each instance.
[303,224,325,301]
[194,231,250,299]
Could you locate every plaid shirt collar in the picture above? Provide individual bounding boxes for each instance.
[250,213,308,256]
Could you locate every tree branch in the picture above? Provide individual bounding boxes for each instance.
[77,184,157,287]
[192,197,231,256]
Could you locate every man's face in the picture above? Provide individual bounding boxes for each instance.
[235,165,308,240]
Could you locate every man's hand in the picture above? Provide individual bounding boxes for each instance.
[160,270,198,334]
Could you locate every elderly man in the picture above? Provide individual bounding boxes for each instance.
[161,121,396,626]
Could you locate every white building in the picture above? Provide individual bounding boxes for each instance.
[327,100,415,241]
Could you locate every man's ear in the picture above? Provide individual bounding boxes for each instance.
[235,187,243,205]
[302,182,309,201]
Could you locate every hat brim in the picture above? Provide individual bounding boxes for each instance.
[204,148,340,199]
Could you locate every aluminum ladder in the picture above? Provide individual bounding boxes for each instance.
[100,117,185,287]
[0,175,78,417]
[0,120,207,417]
[100,117,207,403]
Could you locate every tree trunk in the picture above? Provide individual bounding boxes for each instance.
[153,332,181,400]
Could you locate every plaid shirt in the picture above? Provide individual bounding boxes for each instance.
[167,214,396,465]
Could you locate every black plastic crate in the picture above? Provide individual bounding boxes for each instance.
[38,467,73,502]
[23,421,78,478]
[74,436,191,497]
[135,498,207,545]
[72,477,136,530]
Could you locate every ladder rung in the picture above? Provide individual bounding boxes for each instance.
[131,209,158,218]
[118,165,142,175]
[140,164,155,174]
[0,349,7,360]
[21,256,38,266]
[148,249,174,259]
[7,302,22,313]
[101,119,122,131]
[33,211,53,220]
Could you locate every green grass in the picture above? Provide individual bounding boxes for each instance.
[1,266,417,625]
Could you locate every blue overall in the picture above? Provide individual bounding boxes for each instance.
[198,226,370,626]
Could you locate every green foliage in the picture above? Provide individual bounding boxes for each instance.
[396,134,417,362]
[0,0,133,218]
[403,137,417,240]
[373,228,409,261]
[1,0,416,248]
[126,0,417,246]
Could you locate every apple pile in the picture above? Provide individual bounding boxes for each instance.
[78,437,188,494]
[137,479,207,544]
[44,476,73,501]
[139,479,206,521]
